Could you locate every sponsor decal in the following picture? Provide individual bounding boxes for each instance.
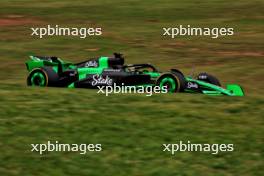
[187,82,198,89]
[85,61,98,67]
[103,69,121,72]
[92,75,113,86]
[198,75,207,79]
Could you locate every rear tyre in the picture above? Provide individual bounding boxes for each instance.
[156,73,186,93]
[27,68,48,87]
[197,72,221,86]
[27,67,59,87]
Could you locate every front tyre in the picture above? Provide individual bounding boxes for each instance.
[156,73,185,93]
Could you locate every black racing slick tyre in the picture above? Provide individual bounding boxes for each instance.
[27,67,59,87]
[197,72,221,86]
[156,72,186,93]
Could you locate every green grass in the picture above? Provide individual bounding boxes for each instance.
[0,0,263,175]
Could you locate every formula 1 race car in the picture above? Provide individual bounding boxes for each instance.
[25,53,244,96]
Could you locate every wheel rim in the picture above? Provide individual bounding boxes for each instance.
[159,77,177,93]
[30,71,46,86]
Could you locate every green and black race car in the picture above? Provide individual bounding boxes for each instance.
[25,53,244,96]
